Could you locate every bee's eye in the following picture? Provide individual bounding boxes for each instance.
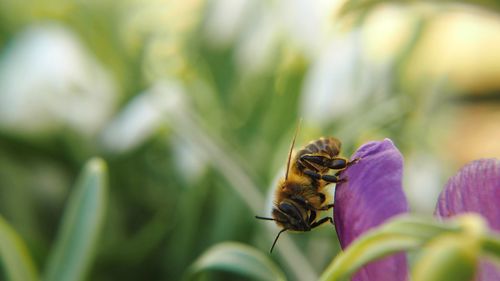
[279,202,301,221]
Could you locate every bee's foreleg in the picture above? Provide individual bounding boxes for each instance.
[322,174,346,183]
[346,157,361,167]
[310,216,334,229]
[333,158,361,178]
[317,203,334,211]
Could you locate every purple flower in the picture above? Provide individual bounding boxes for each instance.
[334,139,409,281]
[435,159,500,281]
[334,138,500,281]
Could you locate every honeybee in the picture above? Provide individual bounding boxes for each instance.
[256,129,358,253]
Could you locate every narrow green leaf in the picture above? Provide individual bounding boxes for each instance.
[377,215,461,239]
[319,232,418,281]
[43,158,108,281]
[188,242,286,281]
[0,216,39,281]
[319,215,460,281]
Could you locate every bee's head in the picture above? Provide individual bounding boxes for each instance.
[255,199,311,253]
[272,200,310,232]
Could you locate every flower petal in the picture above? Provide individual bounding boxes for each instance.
[435,159,500,227]
[334,139,409,281]
[435,158,500,281]
[476,260,500,281]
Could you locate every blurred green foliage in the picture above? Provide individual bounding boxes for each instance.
[0,0,500,280]
[0,158,106,281]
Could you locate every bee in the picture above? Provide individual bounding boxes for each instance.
[256,127,358,253]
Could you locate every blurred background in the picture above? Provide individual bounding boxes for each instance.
[0,0,500,280]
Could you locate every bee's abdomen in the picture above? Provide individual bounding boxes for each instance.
[300,137,341,158]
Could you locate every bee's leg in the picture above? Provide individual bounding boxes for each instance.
[347,157,361,167]
[329,157,349,170]
[317,203,334,211]
[301,155,361,171]
[332,158,361,178]
[310,216,334,229]
[308,210,317,224]
[303,169,321,180]
[322,174,346,183]
[298,157,321,172]
[300,155,348,170]
[331,156,360,169]
[332,160,361,181]
[299,155,332,170]
[291,195,318,212]
[304,170,344,183]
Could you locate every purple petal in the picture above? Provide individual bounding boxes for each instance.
[334,139,409,281]
[435,159,500,281]
[435,159,500,227]
[476,260,500,281]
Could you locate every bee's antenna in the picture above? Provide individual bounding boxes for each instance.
[285,119,302,180]
[255,216,275,221]
[255,216,286,224]
[270,228,287,253]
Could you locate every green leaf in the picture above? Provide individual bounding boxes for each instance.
[43,158,108,281]
[319,215,460,281]
[0,216,39,281]
[319,232,418,281]
[412,233,479,281]
[188,242,286,281]
[374,215,461,239]
[482,234,500,259]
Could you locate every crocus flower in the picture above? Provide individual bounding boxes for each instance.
[334,138,500,281]
[436,158,500,281]
[334,139,409,281]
